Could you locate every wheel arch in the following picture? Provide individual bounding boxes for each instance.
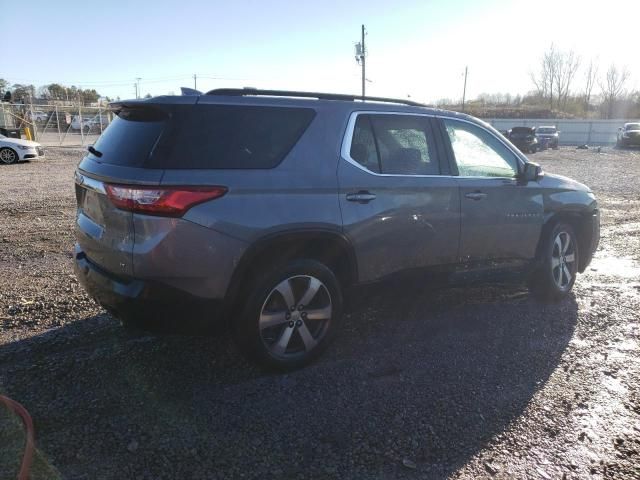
[536,210,598,273]
[224,229,358,318]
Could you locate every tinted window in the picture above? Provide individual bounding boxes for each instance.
[350,115,380,173]
[154,105,315,169]
[90,108,166,166]
[444,119,519,178]
[348,114,440,175]
[370,115,438,175]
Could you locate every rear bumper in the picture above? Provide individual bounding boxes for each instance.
[74,245,226,330]
[512,140,537,150]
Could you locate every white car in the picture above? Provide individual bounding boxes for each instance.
[71,115,108,132]
[29,110,48,122]
[0,134,45,164]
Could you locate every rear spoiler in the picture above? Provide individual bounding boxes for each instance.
[180,87,202,96]
[109,95,198,112]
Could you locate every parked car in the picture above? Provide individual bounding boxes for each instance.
[535,126,560,149]
[0,133,45,164]
[28,110,48,122]
[616,123,640,147]
[507,126,539,153]
[71,115,109,132]
[73,89,600,369]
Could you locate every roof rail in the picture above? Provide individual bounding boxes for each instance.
[205,88,426,107]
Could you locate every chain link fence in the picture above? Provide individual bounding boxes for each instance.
[0,102,113,147]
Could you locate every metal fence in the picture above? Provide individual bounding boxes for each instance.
[0,102,113,147]
[2,102,638,147]
[487,118,640,146]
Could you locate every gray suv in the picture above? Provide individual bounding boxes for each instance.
[74,88,600,369]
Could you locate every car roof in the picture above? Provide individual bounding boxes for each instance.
[109,89,483,125]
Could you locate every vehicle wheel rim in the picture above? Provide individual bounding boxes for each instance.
[0,149,16,164]
[551,231,576,290]
[259,275,332,359]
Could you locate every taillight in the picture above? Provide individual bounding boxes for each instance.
[104,184,227,217]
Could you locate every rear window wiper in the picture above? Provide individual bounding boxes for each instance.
[88,146,103,158]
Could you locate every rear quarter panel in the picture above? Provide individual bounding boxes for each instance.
[162,103,345,242]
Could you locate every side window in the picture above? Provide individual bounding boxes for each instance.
[151,105,315,169]
[443,119,519,178]
[348,114,440,175]
[371,115,439,175]
[350,115,381,173]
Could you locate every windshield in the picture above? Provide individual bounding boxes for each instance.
[536,127,556,134]
[626,123,640,130]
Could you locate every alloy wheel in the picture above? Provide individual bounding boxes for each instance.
[551,231,576,289]
[0,148,17,164]
[259,275,332,359]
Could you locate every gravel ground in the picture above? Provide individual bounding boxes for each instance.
[1,146,639,479]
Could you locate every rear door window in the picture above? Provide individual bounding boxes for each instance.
[154,105,316,169]
[347,113,440,175]
[370,115,439,175]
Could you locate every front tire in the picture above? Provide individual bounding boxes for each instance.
[529,223,579,302]
[0,147,18,165]
[234,259,343,370]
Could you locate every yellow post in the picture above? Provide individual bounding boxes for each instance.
[24,128,33,141]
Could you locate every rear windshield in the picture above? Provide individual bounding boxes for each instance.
[89,107,166,167]
[91,104,316,169]
[626,123,640,130]
[511,127,534,134]
[536,127,556,134]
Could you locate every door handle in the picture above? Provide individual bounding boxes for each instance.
[346,191,377,203]
[464,192,488,201]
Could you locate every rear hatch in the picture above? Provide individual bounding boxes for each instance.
[75,101,185,276]
[509,127,535,141]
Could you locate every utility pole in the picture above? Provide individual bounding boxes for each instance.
[361,25,366,100]
[354,25,367,100]
[193,74,197,90]
[134,83,137,99]
[461,66,468,112]
[135,77,142,99]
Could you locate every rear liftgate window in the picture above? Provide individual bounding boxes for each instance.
[88,107,167,167]
[154,105,316,169]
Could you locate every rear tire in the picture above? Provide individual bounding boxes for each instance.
[529,222,579,302]
[233,259,343,370]
[0,147,18,165]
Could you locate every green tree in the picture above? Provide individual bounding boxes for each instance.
[10,84,36,102]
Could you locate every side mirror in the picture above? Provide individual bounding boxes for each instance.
[521,161,543,183]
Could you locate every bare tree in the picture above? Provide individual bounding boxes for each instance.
[531,45,579,111]
[600,64,630,118]
[583,59,599,113]
[554,50,580,109]
[530,44,558,109]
